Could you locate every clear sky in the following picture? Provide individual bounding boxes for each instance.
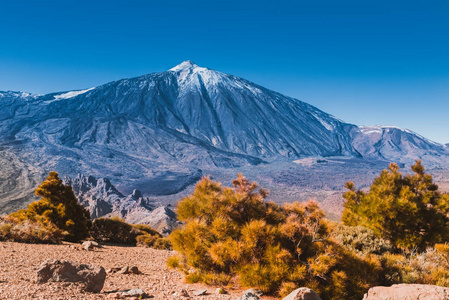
[0,0,448,143]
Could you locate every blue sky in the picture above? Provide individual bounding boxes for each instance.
[0,0,448,143]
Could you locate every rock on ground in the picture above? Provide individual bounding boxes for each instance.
[36,259,106,292]
[237,291,260,300]
[194,289,208,296]
[282,287,321,300]
[83,241,101,251]
[363,284,449,300]
[119,288,149,298]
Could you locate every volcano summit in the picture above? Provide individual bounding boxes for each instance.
[0,61,447,214]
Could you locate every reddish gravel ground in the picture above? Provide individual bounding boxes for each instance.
[0,241,276,300]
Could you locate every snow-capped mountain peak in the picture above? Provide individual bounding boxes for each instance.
[1,62,448,215]
[169,60,202,72]
[168,60,223,86]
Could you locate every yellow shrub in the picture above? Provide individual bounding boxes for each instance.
[169,174,385,298]
[136,233,158,247]
[9,172,91,242]
[167,255,182,269]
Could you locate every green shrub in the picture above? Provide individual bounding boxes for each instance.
[9,172,91,242]
[185,272,202,283]
[342,161,449,252]
[169,174,384,298]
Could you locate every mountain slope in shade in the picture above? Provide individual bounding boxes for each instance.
[0,61,448,213]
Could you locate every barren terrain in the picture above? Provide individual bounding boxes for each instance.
[0,241,274,300]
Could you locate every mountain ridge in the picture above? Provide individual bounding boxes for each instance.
[0,61,447,214]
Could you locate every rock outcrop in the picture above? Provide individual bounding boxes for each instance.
[36,259,106,292]
[363,284,449,300]
[65,174,123,219]
[64,174,181,235]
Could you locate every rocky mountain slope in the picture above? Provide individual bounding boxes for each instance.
[65,174,181,235]
[1,61,447,214]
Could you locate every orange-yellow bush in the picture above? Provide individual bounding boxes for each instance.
[9,172,90,242]
[170,174,386,299]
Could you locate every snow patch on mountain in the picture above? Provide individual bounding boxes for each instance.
[51,87,95,101]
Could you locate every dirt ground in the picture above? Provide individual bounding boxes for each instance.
[0,241,276,300]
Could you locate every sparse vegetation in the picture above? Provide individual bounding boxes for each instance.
[169,174,388,299]
[342,160,449,252]
[1,172,167,249]
[8,172,91,242]
[3,163,449,299]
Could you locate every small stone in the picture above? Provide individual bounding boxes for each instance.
[119,288,149,298]
[106,293,124,299]
[176,289,189,297]
[82,241,95,251]
[129,266,141,274]
[193,289,207,296]
[118,265,141,274]
[215,287,226,294]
